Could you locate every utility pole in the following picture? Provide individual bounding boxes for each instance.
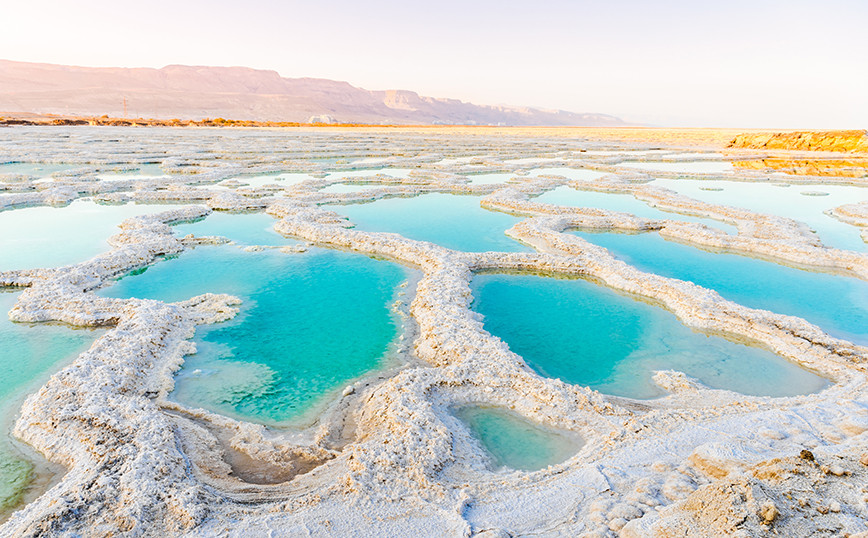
[123,97,128,118]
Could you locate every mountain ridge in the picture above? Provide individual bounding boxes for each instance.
[0,59,626,126]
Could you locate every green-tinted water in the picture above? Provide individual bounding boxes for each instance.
[471,273,829,398]
[0,290,101,517]
[455,406,581,471]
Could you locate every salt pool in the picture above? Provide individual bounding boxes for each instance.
[533,186,735,233]
[173,211,291,246]
[455,405,581,471]
[649,178,868,251]
[0,162,76,178]
[471,272,829,399]
[100,243,410,425]
[0,201,179,271]
[334,193,530,252]
[574,231,868,345]
[0,290,101,517]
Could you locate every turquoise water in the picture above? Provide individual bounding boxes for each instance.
[650,179,868,251]
[534,186,735,233]
[574,231,868,345]
[0,201,178,271]
[619,161,734,174]
[335,194,530,252]
[100,244,409,425]
[173,212,293,246]
[0,290,101,516]
[455,406,581,471]
[471,273,829,398]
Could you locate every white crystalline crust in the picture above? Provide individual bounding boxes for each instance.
[829,202,868,244]
[1,128,867,537]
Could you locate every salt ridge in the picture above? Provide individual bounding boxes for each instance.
[0,128,867,536]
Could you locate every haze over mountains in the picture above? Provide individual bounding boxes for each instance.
[0,59,626,126]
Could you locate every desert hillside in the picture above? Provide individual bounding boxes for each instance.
[0,59,626,126]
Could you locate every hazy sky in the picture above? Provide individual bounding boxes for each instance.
[3,0,866,127]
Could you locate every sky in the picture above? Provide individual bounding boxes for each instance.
[2,0,866,128]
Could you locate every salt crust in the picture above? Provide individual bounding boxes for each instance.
[829,202,868,245]
[1,130,867,536]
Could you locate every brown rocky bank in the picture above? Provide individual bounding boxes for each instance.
[728,130,868,153]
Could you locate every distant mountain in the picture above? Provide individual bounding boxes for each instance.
[0,59,626,126]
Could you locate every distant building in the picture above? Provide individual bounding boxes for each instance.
[308,114,338,124]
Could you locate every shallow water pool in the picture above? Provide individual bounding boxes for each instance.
[0,162,76,178]
[471,272,829,398]
[173,212,292,246]
[650,178,868,251]
[455,406,581,471]
[534,186,735,233]
[100,243,410,425]
[0,290,101,517]
[0,200,179,271]
[574,231,868,345]
[335,193,530,252]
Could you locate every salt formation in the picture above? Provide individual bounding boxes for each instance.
[1,127,867,536]
[830,201,868,244]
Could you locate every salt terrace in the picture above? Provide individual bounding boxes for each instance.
[1,126,867,537]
